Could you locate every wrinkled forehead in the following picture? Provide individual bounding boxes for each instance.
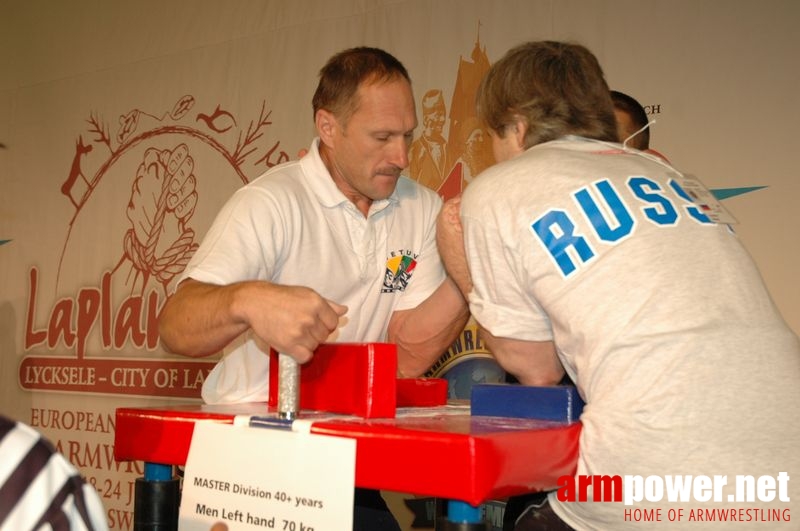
[346,77,417,128]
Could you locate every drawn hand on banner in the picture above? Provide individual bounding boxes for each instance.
[124,143,199,290]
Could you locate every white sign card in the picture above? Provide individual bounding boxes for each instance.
[179,421,356,531]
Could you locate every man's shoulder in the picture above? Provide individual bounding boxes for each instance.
[460,158,529,217]
[248,160,305,189]
[218,161,310,216]
[395,175,442,205]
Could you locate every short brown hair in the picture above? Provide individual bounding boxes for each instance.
[312,47,411,125]
[477,41,617,148]
[611,90,650,150]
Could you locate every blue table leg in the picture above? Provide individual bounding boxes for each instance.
[439,500,490,530]
[144,463,173,481]
[134,462,180,530]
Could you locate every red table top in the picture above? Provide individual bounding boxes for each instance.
[115,402,581,506]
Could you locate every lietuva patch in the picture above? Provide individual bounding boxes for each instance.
[382,250,418,293]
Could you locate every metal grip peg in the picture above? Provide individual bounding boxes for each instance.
[277,352,300,420]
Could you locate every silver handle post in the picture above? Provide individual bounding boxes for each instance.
[277,352,300,420]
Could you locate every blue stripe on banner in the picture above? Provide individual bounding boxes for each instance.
[711,186,767,200]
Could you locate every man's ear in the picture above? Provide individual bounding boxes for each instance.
[511,115,528,150]
[316,109,337,145]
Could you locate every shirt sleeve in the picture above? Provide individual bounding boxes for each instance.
[461,212,554,342]
[179,185,286,288]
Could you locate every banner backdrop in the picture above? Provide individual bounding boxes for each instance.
[2,1,799,529]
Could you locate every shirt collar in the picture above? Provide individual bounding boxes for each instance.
[300,138,398,216]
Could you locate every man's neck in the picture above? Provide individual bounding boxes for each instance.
[319,143,373,217]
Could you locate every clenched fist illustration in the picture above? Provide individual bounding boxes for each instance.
[125,143,199,288]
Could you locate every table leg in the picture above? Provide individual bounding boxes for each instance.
[133,463,180,531]
[437,500,490,530]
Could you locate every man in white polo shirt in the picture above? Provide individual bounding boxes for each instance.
[158,47,469,531]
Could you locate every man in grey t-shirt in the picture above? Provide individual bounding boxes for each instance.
[437,41,800,530]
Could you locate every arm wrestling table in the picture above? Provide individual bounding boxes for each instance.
[114,344,583,530]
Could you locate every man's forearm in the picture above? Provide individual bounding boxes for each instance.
[441,243,473,298]
[158,279,250,357]
[435,197,473,297]
[484,330,565,386]
[389,276,470,377]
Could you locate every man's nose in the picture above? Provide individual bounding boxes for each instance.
[389,137,410,169]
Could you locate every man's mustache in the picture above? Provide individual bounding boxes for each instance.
[375,166,402,178]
